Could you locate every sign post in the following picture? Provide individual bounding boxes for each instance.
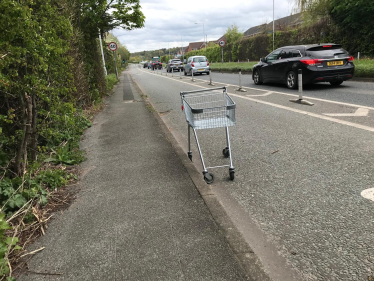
[219,39,226,63]
[108,42,118,80]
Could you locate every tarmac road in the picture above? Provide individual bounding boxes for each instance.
[132,64,374,281]
[160,66,374,107]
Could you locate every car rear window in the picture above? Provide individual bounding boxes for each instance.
[306,45,347,58]
[171,60,181,62]
[193,57,207,62]
[152,57,160,61]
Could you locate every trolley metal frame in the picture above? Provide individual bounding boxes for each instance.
[180,87,236,184]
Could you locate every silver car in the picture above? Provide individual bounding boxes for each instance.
[166,59,183,72]
[184,56,210,75]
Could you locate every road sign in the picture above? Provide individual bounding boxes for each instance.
[108,42,118,51]
[219,40,226,47]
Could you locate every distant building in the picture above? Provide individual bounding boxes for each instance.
[184,42,205,53]
[244,13,303,38]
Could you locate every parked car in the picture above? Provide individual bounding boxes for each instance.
[252,43,354,89]
[184,56,210,75]
[151,57,162,70]
[166,59,183,72]
[143,61,149,68]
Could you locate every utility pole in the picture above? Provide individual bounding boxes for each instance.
[98,30,107,76]
[273,0,275,51]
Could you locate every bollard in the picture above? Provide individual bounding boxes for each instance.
[248,59,249,63]
[172,67,174,77]
[180,68,183,79]
[191,69,195,82]
[235,69,246,92]
[289,69,314,106]
[208,69,215,86]
[358,52,360,61]
[298,69,303,99]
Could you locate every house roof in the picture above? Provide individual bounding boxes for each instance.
[244,13,303,37]
[188,42,204,50]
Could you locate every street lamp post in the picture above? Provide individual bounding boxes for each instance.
[195,22,206,51]
[273,0,275,51]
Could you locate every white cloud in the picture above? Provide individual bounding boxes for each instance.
[112,0,296,53]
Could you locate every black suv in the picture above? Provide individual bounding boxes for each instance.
[151,57,162,70]
[252,43,354,89]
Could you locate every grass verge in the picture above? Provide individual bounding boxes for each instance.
[209,59,374,79]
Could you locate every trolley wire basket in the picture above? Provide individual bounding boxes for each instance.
[180,87,236,183]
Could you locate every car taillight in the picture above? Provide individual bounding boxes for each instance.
[191,62,194,67]
[323,45,332,48]
[153,63,155,65]
[348,56,354,62]
[300,59,323,66]
[207,60,209,66]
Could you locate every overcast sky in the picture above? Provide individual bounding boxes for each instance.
[112,0,297,53]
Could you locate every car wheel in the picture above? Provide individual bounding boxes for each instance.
[286,71,297,89]
[330,81,343,86]
[253,70,263,85]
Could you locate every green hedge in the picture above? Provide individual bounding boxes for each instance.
[185,20,373,64]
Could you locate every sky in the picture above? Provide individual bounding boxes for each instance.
[112,0,297,53]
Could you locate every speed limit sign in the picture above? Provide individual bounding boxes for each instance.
[219,40,226,47]
[108,42,117,51]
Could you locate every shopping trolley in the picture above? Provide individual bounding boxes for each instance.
[180,87,236,184]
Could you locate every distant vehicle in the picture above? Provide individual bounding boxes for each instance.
[143,61,149,68]
[184,56,210,76]
[151,57,162,70]
[252,43,354,89]
[166,59,183,72]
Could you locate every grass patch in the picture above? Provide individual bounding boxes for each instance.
[210,62,257,72]
[105,74,119,91]
[209,60,374,78]
[354,59,374,78]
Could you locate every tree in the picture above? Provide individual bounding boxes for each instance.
[329,0,374,32]
[74,0,145,39]
[224,24,243,44]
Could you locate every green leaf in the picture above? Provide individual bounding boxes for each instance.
[5,237,18,246]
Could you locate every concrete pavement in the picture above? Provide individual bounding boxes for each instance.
[18,71,250,280]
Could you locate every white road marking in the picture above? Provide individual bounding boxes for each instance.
[247,91,273,97]
[324,108,369,117]
[361,188,374,202]
[136,68,374,133]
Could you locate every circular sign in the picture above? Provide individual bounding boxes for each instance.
[108,42,117,51]
[219,40,226,47]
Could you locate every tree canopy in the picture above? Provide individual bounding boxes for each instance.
[224,24,243,45]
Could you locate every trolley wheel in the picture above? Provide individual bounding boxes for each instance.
[188,152,192,161]
[203,172,214,184]
[229,170,235,181]
[222,147,230,158]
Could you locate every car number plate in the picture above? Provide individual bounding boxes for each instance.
[327,61,343,66]
[198,68,204,71]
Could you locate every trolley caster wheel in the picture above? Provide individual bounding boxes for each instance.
[203,172,214,184]
[222,147,230,158]
[229,171,235,181]
[188,152,192,161]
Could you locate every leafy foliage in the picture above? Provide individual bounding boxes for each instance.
[0,1,144,278]
[224,24,243,45]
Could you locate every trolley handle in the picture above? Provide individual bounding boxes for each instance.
[180,86,227,96]
[184,103,236,114]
